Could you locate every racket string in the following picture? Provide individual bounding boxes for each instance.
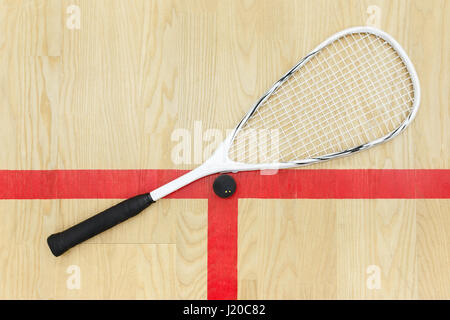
[232,43,403,145]
[229,32,415,163]
[234,64,414,161]
[233,61,411,159]
[240,44,403,135]
[274,92,413,162]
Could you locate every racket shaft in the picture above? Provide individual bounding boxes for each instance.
[150,163,218,200]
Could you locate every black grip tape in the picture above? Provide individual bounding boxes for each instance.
[47,193,154,257]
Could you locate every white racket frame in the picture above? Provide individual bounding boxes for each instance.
[150,26,420,201]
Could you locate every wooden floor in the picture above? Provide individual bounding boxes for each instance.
[0,0,448,299]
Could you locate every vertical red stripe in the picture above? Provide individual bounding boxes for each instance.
[207,195,238,300]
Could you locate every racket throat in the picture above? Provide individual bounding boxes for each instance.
[149,161,222,201]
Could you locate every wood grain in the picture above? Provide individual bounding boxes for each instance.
[238,199,337,299]
[0,0,448,299]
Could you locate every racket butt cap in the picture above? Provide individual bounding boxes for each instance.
[47,233,65,257]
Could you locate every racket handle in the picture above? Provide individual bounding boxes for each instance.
[47,193,154,257]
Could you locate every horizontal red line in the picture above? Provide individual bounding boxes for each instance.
[0,169,448,199]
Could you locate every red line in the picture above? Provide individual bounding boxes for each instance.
[0,169,449,300]
[0,169,195,199]
[207,195,238,300]
[0,169,448,199]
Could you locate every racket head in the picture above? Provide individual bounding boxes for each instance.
[150,27,420,201]
[224,26,420,169]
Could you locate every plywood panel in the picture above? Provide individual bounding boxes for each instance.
[337,200,417,299]
[0,199,207,299]
[417,200,450,299]
[238,199,337,299]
